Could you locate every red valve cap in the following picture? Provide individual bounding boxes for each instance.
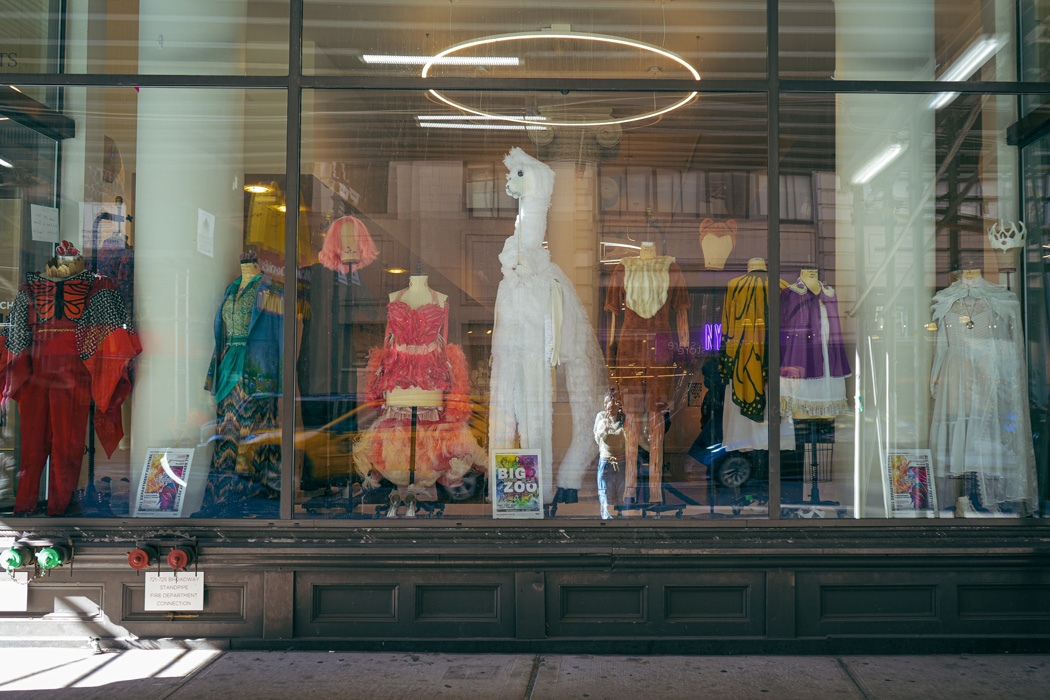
[167,547,192,571]
[127,548,153,570]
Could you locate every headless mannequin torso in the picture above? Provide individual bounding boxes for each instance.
[607,241,690,505]
[386,275,448,407]
[799,267,821,294]
[239,261,262,291]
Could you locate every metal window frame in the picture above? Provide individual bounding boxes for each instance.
[1,0,1047,529]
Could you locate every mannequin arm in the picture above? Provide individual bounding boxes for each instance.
[550,279,563,366]
[607,312,617,364]
[676,306,689,347]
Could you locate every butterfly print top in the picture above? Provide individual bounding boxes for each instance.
[25,270,94,322]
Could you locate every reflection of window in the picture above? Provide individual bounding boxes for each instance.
[609,168,814,221]
[466,163,516,218]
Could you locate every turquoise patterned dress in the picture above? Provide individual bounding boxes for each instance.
[195,274,283,518]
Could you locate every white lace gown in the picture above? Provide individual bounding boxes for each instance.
[929,277,1037,511]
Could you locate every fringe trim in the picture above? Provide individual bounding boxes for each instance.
[781,395,849,417]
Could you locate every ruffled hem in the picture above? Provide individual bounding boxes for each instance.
[353,413,486,489]
[355,343,484,489]
[781,395,849,418]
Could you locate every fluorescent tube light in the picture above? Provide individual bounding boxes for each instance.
[850,143,906,185]
[362,55,519,66]
[0,156,13,168]
[417,121,549,132]
[927,34,1007,110]
[417,114,546,122]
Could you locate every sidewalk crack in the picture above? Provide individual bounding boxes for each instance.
[837,657,876,700]
[522,654,542,700]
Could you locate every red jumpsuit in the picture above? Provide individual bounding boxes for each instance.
[0,270,141,515]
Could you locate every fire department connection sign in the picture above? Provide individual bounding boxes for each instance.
[144,573,204,611]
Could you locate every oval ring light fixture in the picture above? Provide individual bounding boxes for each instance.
[421,32,700,128]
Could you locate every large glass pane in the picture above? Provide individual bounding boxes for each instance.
[304,0,766,80]
[780,0,1019,83]
[0,86,288,518]
[0,1,290,77]
[779,93,1043,519]
[296,89,768,519]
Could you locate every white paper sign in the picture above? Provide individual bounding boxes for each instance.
[30,204,59,243]
[0,571,30,612]
[197,209,215,258]
[144,572,204,611]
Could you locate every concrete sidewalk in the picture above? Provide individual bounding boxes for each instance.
[0,649,1047,699]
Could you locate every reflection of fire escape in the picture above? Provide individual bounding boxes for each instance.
[937,103,987,275]
[850,98,989,317]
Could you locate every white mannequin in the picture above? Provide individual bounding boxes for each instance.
[748,257,767,273]
[335,218,361,265]
[239,260,262,291]
[386,275,447,407]
[800,267,821,294]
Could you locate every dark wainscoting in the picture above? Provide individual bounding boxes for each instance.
[2,522,1049,653]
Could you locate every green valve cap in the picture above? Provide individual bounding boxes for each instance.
[1,548,26,571]
[36,547,65,570]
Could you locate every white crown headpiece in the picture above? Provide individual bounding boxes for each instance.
[987,220,1026,252]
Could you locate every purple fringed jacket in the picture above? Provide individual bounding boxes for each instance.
[779,279,850,379]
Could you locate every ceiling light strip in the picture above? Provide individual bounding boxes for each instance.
[363,54,519,66]
[417,121,549,131]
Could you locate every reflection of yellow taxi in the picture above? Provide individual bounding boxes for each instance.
[219,393,489,508]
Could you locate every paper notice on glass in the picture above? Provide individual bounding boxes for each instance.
[30,204,59,243]
[197,208,215,258]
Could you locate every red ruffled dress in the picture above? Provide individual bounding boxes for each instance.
[354,291,486,494]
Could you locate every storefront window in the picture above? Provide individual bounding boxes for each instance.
[295,90,768,519]
[778,93,1045,518]
[0,86,288,518]
[0,0,290,79]
[780,0,1019,83]
[303,0,767,80]
[1,1,1046,524]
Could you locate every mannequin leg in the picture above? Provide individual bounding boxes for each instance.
[623,411,642,503]
[46,362,93,516]
[13,376,51,515]
[648,410,665,504]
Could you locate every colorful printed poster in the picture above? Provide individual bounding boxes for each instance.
[490,449,543,519]
[886,450,937,518]
[134,448,194,518]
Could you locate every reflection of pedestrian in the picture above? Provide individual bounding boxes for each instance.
[594,389,627,519]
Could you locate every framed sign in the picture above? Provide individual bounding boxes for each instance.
[134,448,194,517]
[490,449,543,519]
[885,449,937,518]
